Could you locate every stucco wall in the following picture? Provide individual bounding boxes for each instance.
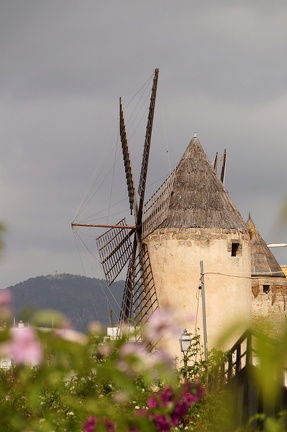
[145,227,252,361]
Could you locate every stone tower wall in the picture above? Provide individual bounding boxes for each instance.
[145,227,252,360]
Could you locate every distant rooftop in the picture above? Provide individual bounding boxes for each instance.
[246,215,286,278]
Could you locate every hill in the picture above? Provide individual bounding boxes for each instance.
[7,274,124,333]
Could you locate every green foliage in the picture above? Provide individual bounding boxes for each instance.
[1,303,208,432]
[187,391,232,432]
[179,331,227,388]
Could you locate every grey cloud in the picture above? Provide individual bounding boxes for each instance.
[0,1,287,287]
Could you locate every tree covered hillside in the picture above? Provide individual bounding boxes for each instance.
[7,274,124,332]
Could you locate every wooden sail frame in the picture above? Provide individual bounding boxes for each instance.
[119,243,158,333]
[142,169,176,239]
[96,219,135,286]
[72,69,161,336]
[117,68,160,326]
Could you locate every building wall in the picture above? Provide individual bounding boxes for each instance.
[252,277,287,335]
[145,227,252,360]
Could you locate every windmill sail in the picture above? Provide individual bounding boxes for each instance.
[73,69,161,338]
[120,98,136,216]
[142,169,176,239]
[117,69,160,330]
[119,243,158,332]
[137,68,159,222]
[95,97,138,287]
[96,219,134,285]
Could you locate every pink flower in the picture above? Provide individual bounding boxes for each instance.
[143,309,182,344]
[55,328,87,344]
[0,289,12,320]
[120,341,147,357]
[117,342,150,375]
[9,327,42,365]
[144,349,175,372]
[0,289,11,306]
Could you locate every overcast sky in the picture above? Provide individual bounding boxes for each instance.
[1,1,287,288]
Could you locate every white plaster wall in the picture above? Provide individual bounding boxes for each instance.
[145,228,252,361]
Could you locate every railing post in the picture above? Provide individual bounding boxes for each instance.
[246,331,252,366]
[236,344,241,374]
[220,362,226,387]
[227,352,233,381]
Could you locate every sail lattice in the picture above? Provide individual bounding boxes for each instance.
[142,170,176,238]
[138,69,159,206]
[119,243,159,336]
[120,99,136,215]
[96,219,134,286]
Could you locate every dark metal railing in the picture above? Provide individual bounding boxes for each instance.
[212,329,279,388]
[210,329,287,428]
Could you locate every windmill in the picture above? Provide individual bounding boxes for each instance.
[72,69,253,356]
[72,69,170,335]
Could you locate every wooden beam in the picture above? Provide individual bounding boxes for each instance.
[71,223,136,230]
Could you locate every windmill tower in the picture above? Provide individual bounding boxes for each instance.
[144,137,252,357]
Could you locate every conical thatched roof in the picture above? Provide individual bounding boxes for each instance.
[160,137,247,230]
[246,215,285,278]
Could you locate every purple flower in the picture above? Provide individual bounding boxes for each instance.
[143,383,205,431]
[135,408,147,417]
[153,415,171,432]
[171,401,189,425]
[147,396,158,409]
[103,417,115,432]
[160,387,173,406]
[83,415,98,432]
[183,392,198,404]
[83,415,115,432]
[183,382,205,404]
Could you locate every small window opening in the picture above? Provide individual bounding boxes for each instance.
[231,242,240,257]
[263,285,270,294]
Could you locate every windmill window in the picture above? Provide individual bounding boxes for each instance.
[231,242,240,257]
[263,285,270,294]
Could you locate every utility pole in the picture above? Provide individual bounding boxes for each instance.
[200,261,208,362]
[109,309,114,327]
